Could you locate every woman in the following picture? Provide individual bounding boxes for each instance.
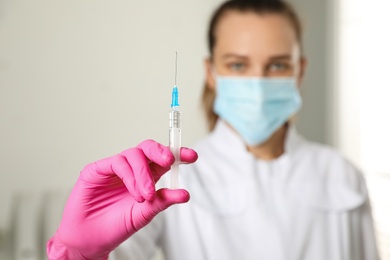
[47,1,379,259]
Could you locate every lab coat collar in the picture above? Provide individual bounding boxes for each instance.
[206,120,367,212]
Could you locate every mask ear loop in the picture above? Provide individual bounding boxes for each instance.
[211,66,218,80]
[210,65,220,92]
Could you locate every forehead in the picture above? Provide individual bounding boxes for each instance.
[214,11,299,57]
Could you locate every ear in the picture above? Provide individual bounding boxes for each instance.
[297,56,308,87]
[204,57,216,91]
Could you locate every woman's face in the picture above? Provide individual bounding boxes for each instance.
[206,11,306,88]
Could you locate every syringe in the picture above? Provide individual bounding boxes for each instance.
[169,52,181,189]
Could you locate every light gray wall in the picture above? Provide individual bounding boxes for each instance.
[0,0,223,198]
[289,0,332,145]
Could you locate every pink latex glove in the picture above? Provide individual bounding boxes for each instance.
[47,140,198,260]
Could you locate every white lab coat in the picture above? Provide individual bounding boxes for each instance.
[111,120,379,260]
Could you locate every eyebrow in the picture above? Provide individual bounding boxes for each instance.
[269,54,292,60]
[221,53,248,60]
[221,53,293,60]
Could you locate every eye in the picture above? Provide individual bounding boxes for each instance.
[268,61,289,72]
[229,62,246,71]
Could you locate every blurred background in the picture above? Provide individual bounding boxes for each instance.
[0,0,389,259]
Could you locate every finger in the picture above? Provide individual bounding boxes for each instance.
[151,188,190,213]
[120,148,156,201]
[136,140,174,168]
[180,147,198,164]
[148,147,198,183]
[149,163,170,183]
[131,188,190,232]
[85,154,143,201]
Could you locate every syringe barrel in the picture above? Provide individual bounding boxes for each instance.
[169,110,181,161]
[169,109,181,129]
[169,109,181,189]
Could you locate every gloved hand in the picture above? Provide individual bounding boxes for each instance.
[47,140,198,260]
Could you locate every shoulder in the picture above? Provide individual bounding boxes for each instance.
[291,137,368,211]
[298,139,363,182]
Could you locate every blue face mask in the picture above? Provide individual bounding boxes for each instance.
[213,76,302,146]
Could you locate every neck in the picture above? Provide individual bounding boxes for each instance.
[247,124,288,160]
